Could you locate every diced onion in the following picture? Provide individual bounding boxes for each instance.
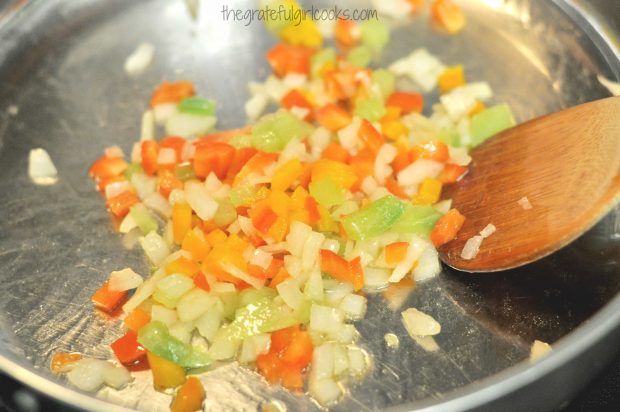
[302,231,325,271]
[518,196,533,210]
[479,223,496,238]
[412,335,440,352]
[310,378,343,406]
[412,245,441,282]
[143,192,172,218]
[332,344,349,376]
[104,146,124,159]
[185,180,219,221]
[140,110,155,141]
[303,269,324,301]
[67,359,108,392]
[389,48,446,92]
[337,117,362,152]
[347,346,368,377]
[276,278,306,310]
[461,235,483,260]
[169,322,194,344]
[104,181,131,200]
[310,343,334,381]
[397,159,444,187]
[28,148,58,185]
[339,294,367,320]
[124,43,154,76]
[220,263,265,290]
[530,339,552,362]
[249,248,273,270]
[165,113,216,138]
[131,173,156,200]
[151,304,178,327]
[153,103,177,125]
[310,304,344,334]
[401,308,441,336]
[448,146,472,166]
[286,221,313,257]
[139,232,170,266]
[102,364,131,389]
[597,74,620,96]
[440,82,493,121]
[108,268,143,292]
[389,236,426,283]
[363,266,391,290]
[122,268,166,313]
[157,147,176,165]
[177,288,217,322]
[374,144,397,184]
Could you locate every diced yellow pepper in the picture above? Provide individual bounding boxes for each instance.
[170,376,205,412]
[255,186,271,202]
[316,204,338,233]
[181,228,211,263]
[166,256,200,277]
[381,106,402,122]
[289,209,310,225]
[172,202,193,245]
[289,186,309,210]
[226,234,249,254]
[271,159,303,192]
[413,178,443,205]
[438,65,465,94]
[468,100,487,117]
[147,351,186,391]
[268,190,291,217]
[205,229,227,247]
[382,120,408,141]
[267,216,289,242]
[280,19,323,48]
[311,159,358,190]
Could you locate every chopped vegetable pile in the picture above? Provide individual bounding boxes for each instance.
[51,0,517,409]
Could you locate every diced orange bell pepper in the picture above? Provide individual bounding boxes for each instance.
[150,81,195,107]
[159,169,184,199]
[159,136,187,163]
[193,271,211,292]
[438,65,465,94]
[267,216,289,242]
[266,43,313,77]
[111,330,147,366]
[319,249,364,291]
[334,18,360,48]
[321,143,351,163]
[281,329,313,368]
[271,159,304,192]
[431,208,466,247]
[438,163,468,184]
[124,308,151,333]
[92,281,128,314]
[305,196,321,224]
[289,186,309,209]
[141,140,159,176]
[50,352,81,373]
[348,152,375,190]
[147,351,186,390]
[181,228,211,262]
[281,90,313,120]
[89,156,128,181]
[386,92,424,114]
[252,202,279,234]
[315,103,352,131]
[226,147,258,180]
[411,140,450,162]
[106,190,139,218]
[431,0,466,34]
[170,376,205,412]
[193,141,236,180]
[172,202,193,245]
[205,229,227,247]
[166,256,200,277]
[385,242,410,266]
[358,119,385,155]
[311,159,358,190]
[269,268,291,288]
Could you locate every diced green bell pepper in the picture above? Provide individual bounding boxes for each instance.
[342,195,406,241]
[309,178,346,208]
[359,20,390,52]
[138,321,211,368]
[347,45,372,68]
[178,97,216,116]
[470,104,516,147]
[251,111,313,153]
[372,69,395,99]
[390,204,442,236]
[129,203,158,235]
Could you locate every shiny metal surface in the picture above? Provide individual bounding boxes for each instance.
[0,0,618,411]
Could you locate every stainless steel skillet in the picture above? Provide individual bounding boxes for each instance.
[0,0,619,411]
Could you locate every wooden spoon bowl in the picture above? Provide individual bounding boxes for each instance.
[439,96,620,272]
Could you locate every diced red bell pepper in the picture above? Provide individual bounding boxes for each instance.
[431,208,466,247]
[227,147,258,180]
[319,249,364,291]
[321,143,350,163]
[150,81,195,107]
[111,330,147,366]
[384,177,409,199]
[193,141,236,179]
[193,271,211,292]
[334,18,360,48]
[91,281,128,314]
[438,163,468,184]
[266,44,313,77]
[89,156,128,181]
[251,203,279,234]
[141,140,159,176]
[386,92,424,114]
[106,190,139,218]
[159,169,184,198]
[385,241,410,265]
[305,196,321,224]
[315,103,352,131]
[234,151,279,185]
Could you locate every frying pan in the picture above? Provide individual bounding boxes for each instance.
[0,0,619,411]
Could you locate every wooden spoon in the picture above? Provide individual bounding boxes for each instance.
[439,96,620,272]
